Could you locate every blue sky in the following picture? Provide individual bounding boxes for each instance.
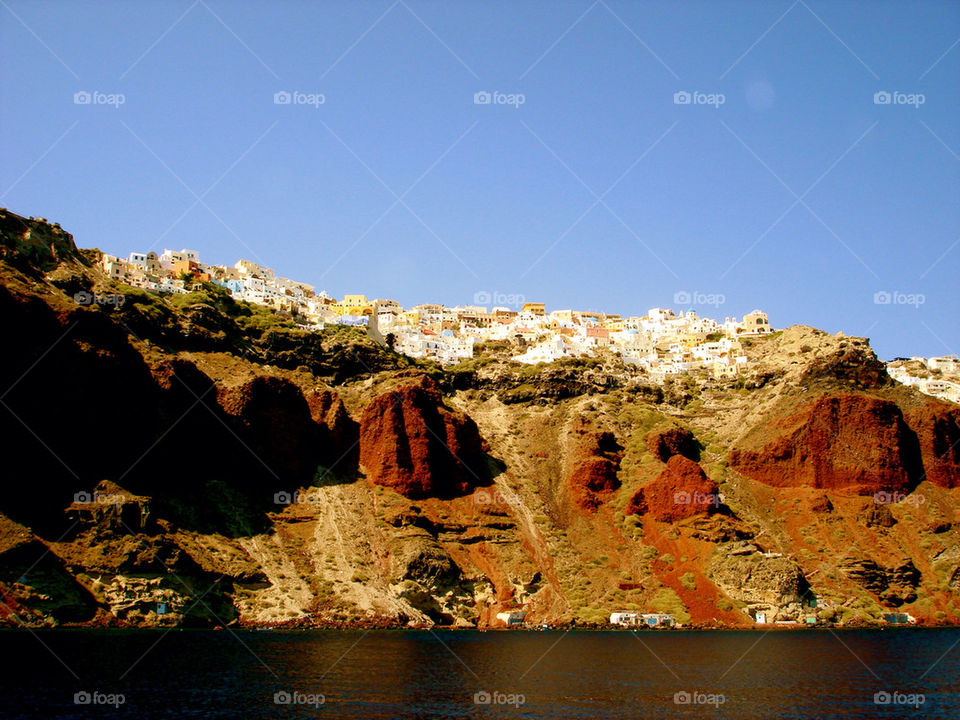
[1,0,958,360]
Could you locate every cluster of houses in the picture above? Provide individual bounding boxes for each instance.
[99,248,775,378]
[609,612,676,628]
[886,356,960,404]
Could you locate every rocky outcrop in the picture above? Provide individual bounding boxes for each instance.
[799,336,891,389]
[566,418,622,511]
[646,424,699,462]
[839,558,920,607]
[65,480,153,535]
[859,502,896,529]
[810,494,834,513]
[0,514,97,626]
[0,209,80,273]
[627,456,719,521]
[359,379,487,499]
[306,387,359,467]
[905,401,960,488]
[728,394,922,493]
[218,376,322,484]
[709,550,811,621]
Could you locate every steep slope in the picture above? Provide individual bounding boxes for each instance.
[1,211,959,630]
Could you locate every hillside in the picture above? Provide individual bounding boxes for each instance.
[1,209,959,629]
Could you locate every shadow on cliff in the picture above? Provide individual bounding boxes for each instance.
[0,286,361,538]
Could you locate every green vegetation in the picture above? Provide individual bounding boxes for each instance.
[649,587,690,624]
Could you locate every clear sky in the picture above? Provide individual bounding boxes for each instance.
[1,0,957,360]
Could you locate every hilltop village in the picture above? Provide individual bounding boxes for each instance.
[99,247,771,377]
[99,247,958,400]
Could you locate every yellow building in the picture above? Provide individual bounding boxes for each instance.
[522,302,546,316]
[331,294,374,317]
[741,310,771,335]
[602,316,624,332]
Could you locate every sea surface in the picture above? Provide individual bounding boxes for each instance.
[1,628,958,719]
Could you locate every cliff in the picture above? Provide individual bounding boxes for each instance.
[1,211,959,630]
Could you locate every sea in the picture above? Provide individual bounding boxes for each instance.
[1,628,957,718]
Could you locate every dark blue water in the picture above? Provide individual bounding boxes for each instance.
[1,628,957,718]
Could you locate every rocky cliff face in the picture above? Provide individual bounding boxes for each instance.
[728,394,922,493]
[565,417,622,511]
[1,212,959,630]
[905,401,960,488]
[358,379,487,499]
[218,376,323,485]
[627,455,719,521]
[646,424,699,462]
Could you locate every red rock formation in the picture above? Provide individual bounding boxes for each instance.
[566,417,622,511]
[306,387,360,467]
[627,455,719,521]
[358,379,486,499]
[905,401,960,488]
[646,424,699,462]
[218,376,320,483]
[728,394,921,493]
